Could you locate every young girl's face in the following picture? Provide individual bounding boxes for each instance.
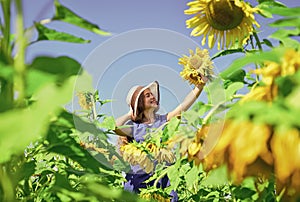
[142,88,158,110]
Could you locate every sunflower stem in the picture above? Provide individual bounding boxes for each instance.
[153,167,169,188]
[253,32,263,51]
[202,101,226,125]
[0,0,13,64]
[250,32,262,82]
[14,0,27,107]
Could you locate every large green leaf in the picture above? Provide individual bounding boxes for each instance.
[220,48,286,79]
[265,6,300,17]
[269,17,300,28]
[26,69,56,97]
[270,28,300,38]
[53,0,111,36]
[0,77,75,163]
[29,56,81,82]
[257,0,286,18]
[270,29,300,49]
[35,23,90,43]
[201,165,229,186]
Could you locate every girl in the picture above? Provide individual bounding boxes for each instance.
[115,80,206,201]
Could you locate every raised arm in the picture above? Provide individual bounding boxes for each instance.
[167,84,205,121]
[114,110,133,137]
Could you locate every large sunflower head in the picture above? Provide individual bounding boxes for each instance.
[185,0,260,49]
[179,47,215,85]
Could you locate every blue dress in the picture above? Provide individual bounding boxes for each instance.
[123,114,178,201]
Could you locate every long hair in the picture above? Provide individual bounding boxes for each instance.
[133,92,146,123]
[117,92,146,153]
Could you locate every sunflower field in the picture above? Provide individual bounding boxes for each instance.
[0,0,300,202]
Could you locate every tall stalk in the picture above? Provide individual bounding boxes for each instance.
[0,0,12,63]
[14,0,27,107]
[0,0,14,112]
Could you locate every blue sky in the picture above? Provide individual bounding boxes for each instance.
[18,0,300,118]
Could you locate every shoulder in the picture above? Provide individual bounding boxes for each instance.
[155,113,168,121]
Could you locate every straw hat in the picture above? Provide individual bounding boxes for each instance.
[126,81,160,118]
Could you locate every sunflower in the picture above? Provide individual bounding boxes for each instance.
[185,0,260,49]
[241,49,300,103]
[77,91,93,110]
[179,47,215,85]
[120,144,154,173]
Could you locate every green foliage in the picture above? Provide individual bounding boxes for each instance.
[220,47,286,79]
[35,23,91,43]
[0,79,75,163]
[53,0,111,36]
[0,1,135,201]
[1,0,300,201]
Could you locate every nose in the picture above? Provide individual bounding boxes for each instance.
[150,94,155,100]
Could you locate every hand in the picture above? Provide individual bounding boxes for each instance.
[201,74,209,83]
[195,74,208,89]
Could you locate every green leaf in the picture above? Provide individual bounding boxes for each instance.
[257,0,285,6]
[0,77,75,163]
[161,117,180,142]
[266,6,300,17]
[220,48,286,79]
[53,173,74,191]
[225,82,244,101]
[270,29,294,39]
[182,110,202,127]
[59,111,107,139]
[276,75,296,98]
[202,165,229,186]
[257,4,273,18]
[285,87,300,110]
[16,161,36,181]
[192,102,212,117]
[257,1,286,18]
[262,39,273,48]
[211,48,244,60]
[0,63,14,111]
[278,38,300,50]
[97,116,116,131]
[35,23,90,43]
[224,69,246,89]
[29,56,81,83]
[167,165,181,191]
[26,69,56,97]
[0,62,13,80]
[205,78,226,105]
[185,165,199,191]
[269,17,300,28]
[233,186,256,200]
[53,1,111,36]
[269,28,300,49]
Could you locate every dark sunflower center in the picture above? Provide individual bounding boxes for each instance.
[206,0,244,31]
